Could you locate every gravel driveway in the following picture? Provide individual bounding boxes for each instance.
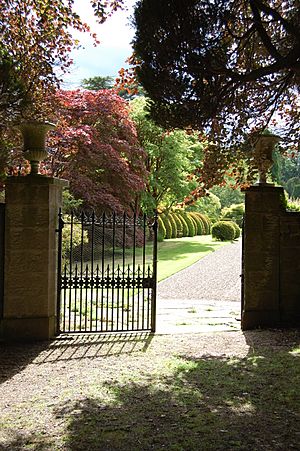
[156,239,242,333]
[158,239,242,301]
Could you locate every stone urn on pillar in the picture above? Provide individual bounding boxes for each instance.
[253,133,281,185]
[18,121,55,175]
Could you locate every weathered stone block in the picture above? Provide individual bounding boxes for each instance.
[1,176,68,341]
[0,316,56,341]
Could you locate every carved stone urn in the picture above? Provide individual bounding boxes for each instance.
[253,133,281,185]
[18,121,55,175]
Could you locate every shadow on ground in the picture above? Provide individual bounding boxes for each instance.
[2,329,299,451]
[0,332,153,384]
[54,330,300,451]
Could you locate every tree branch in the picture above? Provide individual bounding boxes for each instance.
[251,0,300,38]
[249,0,282,60]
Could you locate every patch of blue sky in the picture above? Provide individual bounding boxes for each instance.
[62,0,135,89]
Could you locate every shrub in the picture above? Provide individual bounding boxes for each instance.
[188,212,204,235]
[62,216,88,260]
[194,212,211,234]
[167,213,178,238]
[160,213,172,239]
[230,221,241,239]
[285,177,300,198]
[62,189,83,214]
[182,212,196,237]
[157,216,166,241]
[176,212,189,237]
[172,212,184,237]
[189,214,198,234]
[212,221,236,241]
[221,203,245,227]
[287,197,300,212]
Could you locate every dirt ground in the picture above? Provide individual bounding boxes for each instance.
[1,242,299,450]
[0,327,299,450]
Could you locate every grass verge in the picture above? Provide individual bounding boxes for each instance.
[157,235,229,281]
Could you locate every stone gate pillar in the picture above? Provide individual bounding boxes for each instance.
[0,176,67,340]
[241,185,285,330]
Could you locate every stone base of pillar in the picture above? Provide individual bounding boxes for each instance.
[1,175,68,342]
[0,316,56,341]
[241,310,281,330]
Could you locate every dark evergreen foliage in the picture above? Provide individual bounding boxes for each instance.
[133,0,300,146]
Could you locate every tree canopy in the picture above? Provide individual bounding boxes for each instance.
[130,96,203,212]
[0,0,124,124]
[81,76,115,90]
[45,89,147,213]
[131,0,300,147]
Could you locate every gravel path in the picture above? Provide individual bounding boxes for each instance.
[158,239,242,302]
[156,240,242,333]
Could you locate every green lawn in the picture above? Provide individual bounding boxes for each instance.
[157,235,229,282]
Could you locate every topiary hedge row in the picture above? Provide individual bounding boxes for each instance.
[157,216,166,242]
[158,211,211,240]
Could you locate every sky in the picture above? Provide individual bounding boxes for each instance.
[62,0,135,89]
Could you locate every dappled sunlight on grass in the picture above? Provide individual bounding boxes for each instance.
[48,348,299,450]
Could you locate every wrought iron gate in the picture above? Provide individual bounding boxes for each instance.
[57,211,157,334]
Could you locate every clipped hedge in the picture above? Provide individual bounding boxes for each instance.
[175,212,189,237]
[172,212,184,238]
[168,214,178,238]
[157,216,166,242]
[230,221,241,239]
[212,220,236,241]
[160,213,172,239]
[182,212,196,237]
[189,212,204,235]
[194,212,211,234]
[189,214,198,234]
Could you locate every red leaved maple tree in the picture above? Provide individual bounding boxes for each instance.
[45,89,147,213]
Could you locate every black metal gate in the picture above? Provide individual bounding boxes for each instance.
[57,211,157,334]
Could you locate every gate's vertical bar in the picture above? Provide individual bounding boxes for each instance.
[74,264,78,331]
[137,265,141,329]
[80,211,85,331]
[132,213,136,330]
[147,265,151,329]
[56,208,64,334]
[121,212,126,330]
[142,214,146,329]
[116,264,120,330]
[100,212,105,332]
[112,212,116,330]
[62,264,67,331]
[106,263,110,331]
[95,264,100,331]
[127,264,130,330]
[90,211,95,330]
[151,211,158,332]
[85,264,89,330]
[67,212,74,332]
